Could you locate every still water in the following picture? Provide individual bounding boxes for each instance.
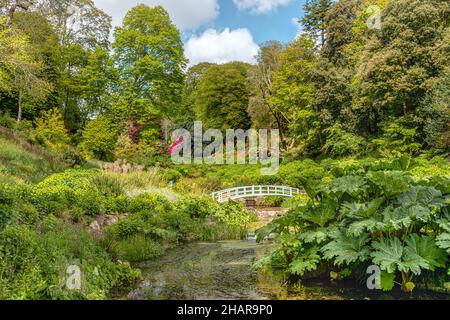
[125,240,449,300]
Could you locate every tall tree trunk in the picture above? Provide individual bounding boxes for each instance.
[17,91,23,123]
[403,100,408,115]
[274,113,287,150]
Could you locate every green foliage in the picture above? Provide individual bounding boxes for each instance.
[0,138,66,182]
[31,169,127,217]
[33,108,71,155]
[78,115,118,161]
[109,235,164,262]
[258,156,450,292]
[194,62,252,130]
[322,231,371,266]
[322,124,367,157]
[373,117,422,155]
[0,219,141,300]
[112,4,186,138]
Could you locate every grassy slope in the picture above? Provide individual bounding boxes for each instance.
[0,128,67,182]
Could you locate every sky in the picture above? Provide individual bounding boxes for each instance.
[94,0,307,66]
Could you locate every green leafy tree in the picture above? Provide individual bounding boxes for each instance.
[34,108,70,155]
[79,47,117,119]
[112,4,186,142]
[194,62,252,130]
[418,70,450,152]
[0,19,51,122]
[301,0,333,47]
[269,35,320,156]
[37,0,111,49]
[248,41,284,140]
[78,115,118,161]
[180,62,215,123]
[354,0,449,128]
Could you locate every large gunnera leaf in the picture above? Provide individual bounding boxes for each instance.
[372,235,448,276]
[371,238,404,274]
[299,229,329,244]
[380,271,396,291]
[322,231,371,266]
[367,171,411,197]
[301,197,337,228]
[340,198,384,219]
[403,235,447,275]
[436,233,450,254]
[328,176,368,198]
[396,186,444,209]
[289,246,321,276]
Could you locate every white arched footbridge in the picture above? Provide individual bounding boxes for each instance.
[211,185,302,203]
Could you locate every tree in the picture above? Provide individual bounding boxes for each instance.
[322,0,363,64]
[34,0,112,133]
[301,0,333,47]
[79,47,117,120]
[249,41,285,144]
[194,62,252,131]
[11,11,61,116]
[112,4,186,143]
[180,62,214,123]
[37,0,111,49]
[0,19,51,122]
[309,0,366,137]
[34,108,70,155]
[78,115,118,161]
[354,0,449,131]
[269,35,320,155]
[419,70,450,152]
[3,0,35,27]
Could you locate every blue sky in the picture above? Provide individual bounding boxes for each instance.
[204,0,305,44]
[95,0,307,66]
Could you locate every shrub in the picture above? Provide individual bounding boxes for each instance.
[322,124,367,157]
[114,134,138,160]
[31,170,106,216]
[0,219,141,299]
[128,193,172,215]
[0,112,16,129]
[174,197,214,219]
[78,115,118,161]
[109,218,144,239]
[0,174,33,229]
[60,148,86,167]
[373,117,423,155]
[33,109,71,156]
[257,158,450,293]
[109,235,165,262]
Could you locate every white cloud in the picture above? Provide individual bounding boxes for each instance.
[291,17,304,38]
[94,0,219,30]
[233,0,292,14]
[184,28,260,66]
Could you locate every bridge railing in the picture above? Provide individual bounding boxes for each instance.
[211,185,302,203]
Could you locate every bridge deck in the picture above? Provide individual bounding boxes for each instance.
[211,185,302,203]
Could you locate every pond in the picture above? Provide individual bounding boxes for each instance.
[125,240,450,300]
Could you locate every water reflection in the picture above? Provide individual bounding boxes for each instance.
[126,240,449,301]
